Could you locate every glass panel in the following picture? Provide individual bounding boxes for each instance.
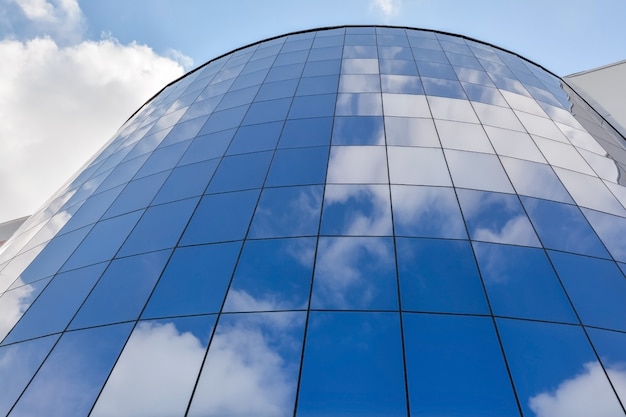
[384,117,440,147]
[501,90,547,117]
[445,149,514,193]
[153,159,218,204]
[321,184,392,236]
[242,98,291,125]
[226,121,283,155]
[179,129,235,165]
[380,74,423,94]
[223,238,314,312]
[379,59,418,75]
[521,197,609,258]
[583,208,626,263]
[311,237,397,310]
[91,316,215,417]
[341,58,379,74]
[198,105,249,135]
[554,168,626,217]
[3,263,107,344]
[462,82,508,106]
[484,126,545,163]
[457,189,540,247]
[289,94,337,119]
[61,211,142,271]
[382,93,430,118]
[102,171,169,218]
[180,190,259,245]
[404,314,519,417]
[248,186,323,238]
[501,157,573,203]
[266,146,329,186]
[397,238,489,314]
[118,198,198,256]
[335,93,382,116]
[515,111,567,141]
[206,151,272,193]
[428,96,479,123]
[8,323,133,417]
[549,251,626,331]
[0,335,59,416]
[471,101,524,131]
[302,59,341,77]
[143,242,242,318]
[435,120,494,153]
[387,146,452,186]
[188,312,305,417]
[296,312,406,417]
[0,278,51,342]
[473,242,576,322]
[587,328,626,406]
[338,74,380,93]
[332,117,384,145]
[296,75,339,96]
[256,78,299,101]
[532,135,595,175]
[278,117,333,148]
[421,77,467,99]
[498,319,623,417]
[265,63,304,82]
[326,146,388,184]
[391,185,466,238]
[69,250,170,329]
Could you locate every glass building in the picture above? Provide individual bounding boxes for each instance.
[1,26,626,417]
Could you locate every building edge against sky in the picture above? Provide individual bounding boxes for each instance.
[1,25,626,416]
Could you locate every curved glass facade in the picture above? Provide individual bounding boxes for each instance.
[1,26,626,416]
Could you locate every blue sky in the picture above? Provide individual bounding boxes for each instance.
[0,0,625,222]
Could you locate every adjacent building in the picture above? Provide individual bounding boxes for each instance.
[1,26,626,416]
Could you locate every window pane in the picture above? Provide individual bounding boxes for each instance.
[435,119,494,153]
[388,146,451,186]
[332,117,384,145]
[312,237,397,310]
[207,151,272,193]
[397,238,489,314]
[326,146,388,184]
[143,242,242,318]
[500,157,573,203]
[266,147,329,186]
[445,149,514,193]
[384,117,439,147]
[278,117,333,148]
[226,122,283,155]
[296,312,406,417]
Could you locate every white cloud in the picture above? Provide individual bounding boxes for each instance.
[0,35,186,223]
[529,361,626,417]
[5,0,85,43]
[370,0,402,19]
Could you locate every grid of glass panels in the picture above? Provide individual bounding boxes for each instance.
[1,26,626,417]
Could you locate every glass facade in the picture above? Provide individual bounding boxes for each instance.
[1,26,626,416]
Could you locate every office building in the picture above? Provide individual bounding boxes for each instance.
[1,26,625,416]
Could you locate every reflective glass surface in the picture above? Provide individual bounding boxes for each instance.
[3,26,626,417]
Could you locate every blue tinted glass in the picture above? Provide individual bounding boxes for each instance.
[179,129,235,165]
[303,59,341,76]
[249,185,323,238]
[498,319,623,417]
[549,251,626,331]
[98,156,149,193]
[417,62,457,79]
[421,77,467,99]
[102,171,169,218]
[413,47,449,63]
[143,242,242,318]
[312,237,398,310]
[289,94,337,119]
[90,315,216,416]
[587,328,626,405]
[62,211,142,271]
[266,63,304,82]
[335,93,382,116]
[242,98,291,125]
[69,250,170,329]
[0,278,51,342]
[265,147,329,186]
[198,105,248,135]
[297,75,340,96]
[381,74,423,93]
[181,190,259,245]
[313,35,344,48]
[223,238,314,312]
[332,117,384,145]
[4,263,107,344]
[297,312,406,417]
[152,159,218,204]
[338,74,380,93]
[207,151,272,193]
[582,208,626,263]
[397,238,489,314]
[188,312,305,417]
[0,335,59,416]
[230,69,269,90]
[391,185,467,239]
[473,242,576,322]
[404,314,519,416]
[118,198,198,256]
[308,46,343,61]
[57,185,121,234]
[345,34,376,45]
[521,197,609,258]
[278,117,332,148]
[321,184,392,236]
[256,79,299,101]
[447,52,483,68]
[457,189,540,247]
[215,85,260,111]
[379,59,418,75]
[9,323,133,417]
[226,121,283,155]
[378,46,412,59]
[462,83,508,105]
[179,98,221,123]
